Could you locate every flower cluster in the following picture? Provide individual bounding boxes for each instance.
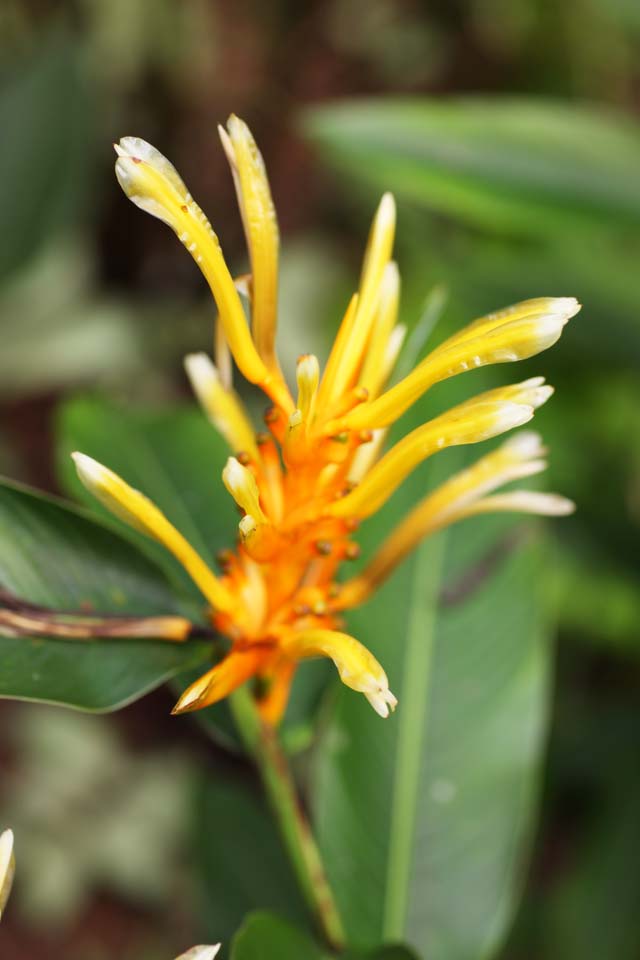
[73,117,578,724]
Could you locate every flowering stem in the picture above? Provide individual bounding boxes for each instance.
[230,687,346,951]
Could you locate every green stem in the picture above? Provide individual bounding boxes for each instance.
[230,687,346,951]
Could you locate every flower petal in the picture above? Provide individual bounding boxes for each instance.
[72,453,234,613]
[281,629,397,717]
[171,647,270,714]
[220,116,281,377]
[184,352,258,459]
[342,296,579,430]
[330,381,544,519]
[114,137,291,411]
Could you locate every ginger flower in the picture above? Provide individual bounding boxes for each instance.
[73,117,578,725]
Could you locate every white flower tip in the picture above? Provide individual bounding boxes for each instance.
[519,376,546,389]
[113,137,151,162]
[362,674,398,718]
[222,456,247,492]
[184,352,219,390]
[226,113,252,142]
[222,457,263,518]
[239,514,258,539]
[533,493,576,516]
[378,192,396,228]
[288,409,303,429]
[0,828,15,919]
[549,296,581,324]
[494,402,535,433]
[296,353,320,384]
[175,944,221,960]
[71,451,106,488]
[527,384,554,409]
[482,491,576,517]
[503,430,546,459]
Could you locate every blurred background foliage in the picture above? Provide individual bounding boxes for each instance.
[0,0,638,958]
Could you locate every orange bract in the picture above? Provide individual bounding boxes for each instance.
[74,117,579,725]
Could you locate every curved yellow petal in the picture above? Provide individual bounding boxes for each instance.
[281,628,397,717]
[330,382,542,520]
[114,137,292,412]
[341,296,579,431]
[184,352,258,459]
[358,261,401,398]
[220,116,281,377]
[172,647,269,713]
[72,453,234,613]
[318,194,396,407]
[337,430,551,606]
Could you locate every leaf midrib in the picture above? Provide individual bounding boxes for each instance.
[383,529,447,939]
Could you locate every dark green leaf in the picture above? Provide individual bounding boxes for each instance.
[0,32,91,281]
[303,98,640,235]
[314,490,551,958]
[343,947,420,959]
[229,911,420,960]
[0,478,211,710]
[194,778,309,948]
[230,911,328,959]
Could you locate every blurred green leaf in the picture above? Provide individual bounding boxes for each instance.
[230,911,327,960]
[0,478,210,710]
[229,911,420,960]
[0,32,91,281]
[303,98,640,235]
[0,242,140,396]
[194,778,309,947]
[539,783,640,959]
[343,947,420,959]
[315,498,551,958]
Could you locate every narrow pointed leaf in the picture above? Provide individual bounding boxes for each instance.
[303,98,640,235]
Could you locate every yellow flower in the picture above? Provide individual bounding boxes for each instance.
[74,117,579,725]
[0,829,15,920]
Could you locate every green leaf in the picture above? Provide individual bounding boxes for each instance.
[302,98,640,235]
[194,779,309,947]
[314,499,551,959]
[343,947,420,960]
[0,478,211,710]
[229,911,420,960]
[230,911,328,960]
[0,32,91,281]
[56,395,236,599]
